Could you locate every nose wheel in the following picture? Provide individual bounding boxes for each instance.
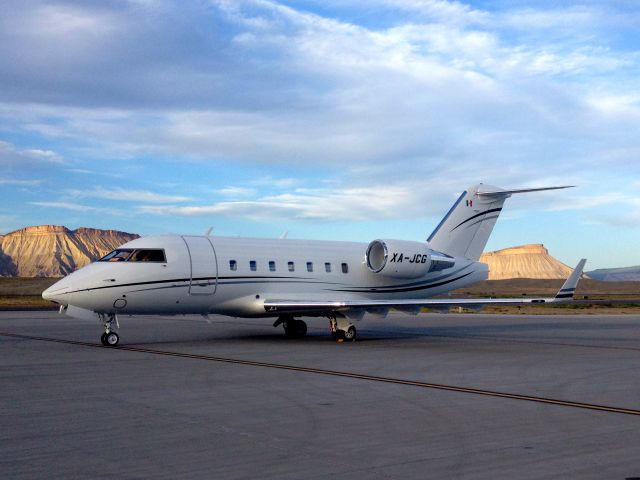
[99,313,120,347]
[329,316,357,342]
[101,331,119,346]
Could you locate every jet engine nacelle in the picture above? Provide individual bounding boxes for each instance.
[365,239,432,279]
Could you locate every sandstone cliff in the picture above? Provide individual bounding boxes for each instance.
[0,225,139,277]
[479,244,573,280]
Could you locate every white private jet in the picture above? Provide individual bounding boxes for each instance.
[43,183,586,346]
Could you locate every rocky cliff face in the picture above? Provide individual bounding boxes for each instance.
[0,225,139,277]
[479,244,573,280]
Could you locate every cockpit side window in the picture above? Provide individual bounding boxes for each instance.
[99,249,134,262]
[129,249,167,262]
[98,248,166,263]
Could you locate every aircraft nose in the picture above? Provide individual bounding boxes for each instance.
[42,279,72,304]
[42,285,56,302]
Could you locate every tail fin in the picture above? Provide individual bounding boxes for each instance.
[427,184,573,260]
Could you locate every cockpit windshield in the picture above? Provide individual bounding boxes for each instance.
[99,249,134,262]
[98,248,166,263]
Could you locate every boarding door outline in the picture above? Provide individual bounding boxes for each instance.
[181,236,218,295]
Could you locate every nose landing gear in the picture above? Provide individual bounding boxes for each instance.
[329,315,356,342]
[99,313,120,347]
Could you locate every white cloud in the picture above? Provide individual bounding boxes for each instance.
[0,0,636,182]
[24,4,117,37]
[0,178,42,186]
[547,193,637,212]
[141,184,432,220]
[0,140,65,165]
[381,0,488,25]
[217,186,257,197]
[30,201,123,216]
[586,93,640,118]
[70,187,192,203]
[31,201,95,212]
[545,191,640,229]
[250,177,299,189]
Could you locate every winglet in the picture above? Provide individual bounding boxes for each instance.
[554,259,587,300]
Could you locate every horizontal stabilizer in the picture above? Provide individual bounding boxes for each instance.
[477,185,574,197]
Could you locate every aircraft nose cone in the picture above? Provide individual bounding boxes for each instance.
[42,285,56,302]
[42,279,71,304]
[42,286,55,301]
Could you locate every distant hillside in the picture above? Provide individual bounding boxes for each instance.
[587,266,640,282]
[479,244,574,280]
[0,225,139,277]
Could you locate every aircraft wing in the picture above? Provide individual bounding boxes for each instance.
[264,259,587,316]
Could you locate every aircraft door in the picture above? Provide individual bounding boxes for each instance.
[181,236,217,295]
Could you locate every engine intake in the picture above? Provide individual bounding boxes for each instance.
[365,239,433,279]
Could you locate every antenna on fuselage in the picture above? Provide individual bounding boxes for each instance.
[280,230,288,239]
[204,227,213,236]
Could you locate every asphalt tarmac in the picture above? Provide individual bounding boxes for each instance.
[2,311,640,479]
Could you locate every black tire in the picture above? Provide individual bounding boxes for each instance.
[344,325,356,342]
[100,333,108,346]
[105,332,119,347]
[295,320,307,338]
[284,320,307,338]
[283,321,295,338]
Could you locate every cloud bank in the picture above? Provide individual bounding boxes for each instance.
[0,0,639,266]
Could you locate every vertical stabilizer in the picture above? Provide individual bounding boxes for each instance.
[427,184,508,260]
[427,184,573,260]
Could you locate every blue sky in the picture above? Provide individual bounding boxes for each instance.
[0,0,639,270]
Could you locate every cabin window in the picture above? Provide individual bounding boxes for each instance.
[325,262,332,273]
[129,249,166,262]
[306,261,313,272]
[250,260,257,271]
[269,261,276,272]
[288,261,295,272]
[341,262,349,274]
[229,260,237,271]
[99,249,134,262]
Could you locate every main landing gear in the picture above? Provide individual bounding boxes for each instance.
[274,316,308,338]
[273,315,357,342]
[329,315,356,342]
[99,313,120,347]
